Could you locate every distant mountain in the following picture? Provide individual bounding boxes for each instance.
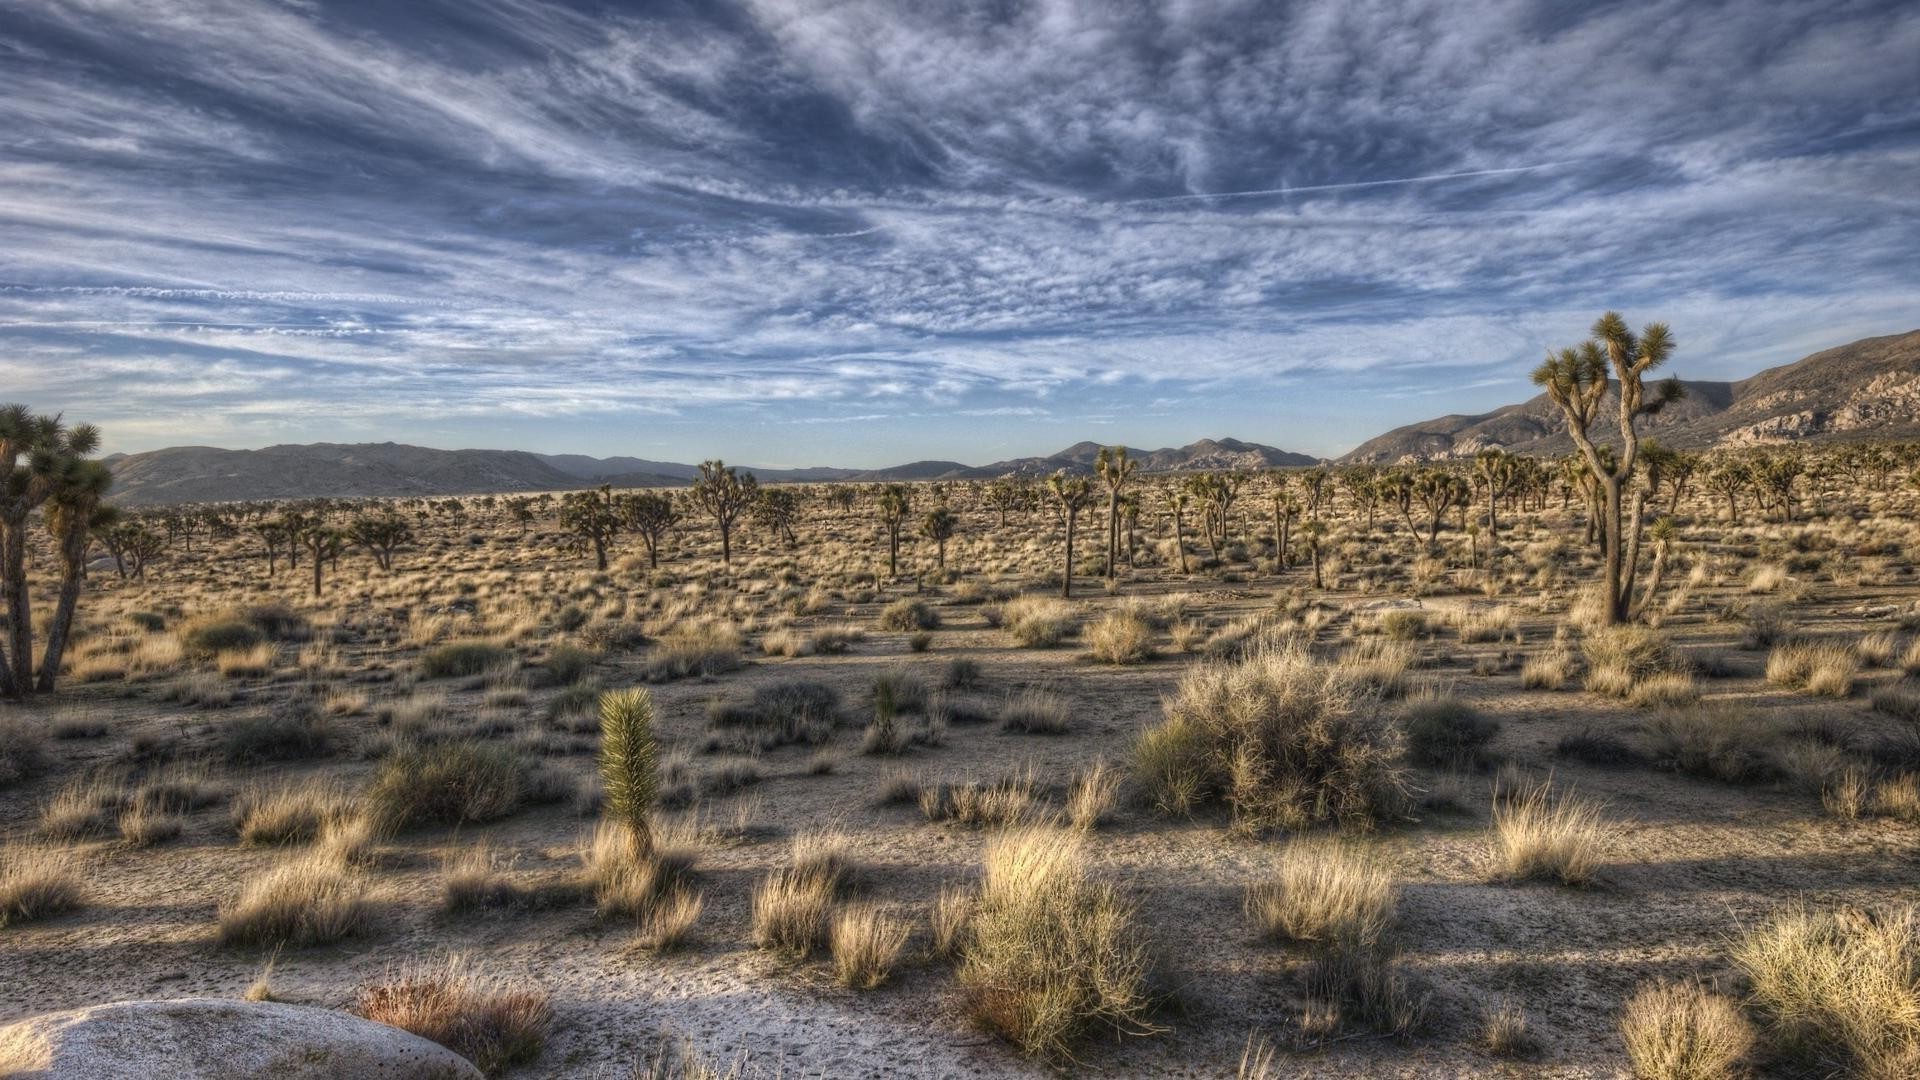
[105,437,1319,506]
[1341,329,1920,464]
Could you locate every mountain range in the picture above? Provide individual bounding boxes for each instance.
[1341,328,1920,463]
[100,328,1920,505]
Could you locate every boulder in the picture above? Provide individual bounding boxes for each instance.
[0,999,482,1079]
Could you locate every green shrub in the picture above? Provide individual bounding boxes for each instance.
[878,598,939,631]
[366,741,530,831]
[222,708,337,764]
[421,641,514,680]
[1401,692,1499,767]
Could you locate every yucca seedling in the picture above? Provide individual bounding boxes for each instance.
[598,688,659,860]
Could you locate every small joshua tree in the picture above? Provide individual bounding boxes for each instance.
[618,491,678,568]
[598,688,659,861]
[920,505,957,568]
[347,512,413,572]
[1095,446,1136,583]
[560,486,622,571]
[303,524,346,598]
[1046,470,1094,599]
[690,461,757,566]
[877,484,911,577]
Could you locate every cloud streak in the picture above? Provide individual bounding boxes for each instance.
[1,0,1916,462]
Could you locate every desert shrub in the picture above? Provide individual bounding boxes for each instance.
[1488,782,1603,886]
[1002,596,1078,647]
[1375,609,1428,641]
[1619,981,1754,1080]
[0,718,48,790]
[1137,642,1409,830]
[0,846,85,928]
[356,957,553,1076]
[1519,649,1575,690]
[707,679,840,748]
[831,905,910,989]
[1336,637,1416,699]
[868,668,928,713]
[1740,603,1792,650]
[421,640,514,680]
[1556,726,1647,768]
[942,658,982,690]
[957,827,1159,1061]
[1582,626,1683,698]
[1629,672,1700,709]
[1245,839,1395,953]
[179,614,266,656]
[1731,904,1920,1077]
[878,598,939,631]
[1401,691,1499,767]
[999,688,1071,734]
[366,741,530,831]
[540,644,598,686]
[1647,706,1778,784]
[222,707,336,763]
[1767,640,1858,697]
[908,630,933,652]
[1084,609,1155,665]
[643,620,743,682]
[218,852,368,946]
[1871,686,1920,724]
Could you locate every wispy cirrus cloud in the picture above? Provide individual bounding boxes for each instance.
[1,0,1916,463]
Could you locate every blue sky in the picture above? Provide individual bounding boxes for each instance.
[3,0,1916,465]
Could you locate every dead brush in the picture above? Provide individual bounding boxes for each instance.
[355,956,554,1075]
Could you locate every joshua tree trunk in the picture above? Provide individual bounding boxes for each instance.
[3,520,31,694]
[1061,509,1078,599]
[36,569,83,693]
[1173,505,1189,573]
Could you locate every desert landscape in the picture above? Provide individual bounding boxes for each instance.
[5,1,1919,1076]
[6,317,1920,1078]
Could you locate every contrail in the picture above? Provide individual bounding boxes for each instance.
[1123,162,1569,204]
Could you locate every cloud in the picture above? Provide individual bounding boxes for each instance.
[0,0,1915,459]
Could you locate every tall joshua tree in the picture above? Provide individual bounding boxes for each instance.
[877,484,911,576]
[347,512,413,571]
[1473,449,1520,550]
[1168,489,1191,574]
[1095,446,1135,584]
[619,491,678,568]
[1533,312,1682,625]
[1046,470,1093,598]
[37,457,113,693]
[560,486,622,571]
[303,524,345,598]
[690,460,756,566]
[598,687,659,861]
[919,504,957,568]
[0,405,100,697]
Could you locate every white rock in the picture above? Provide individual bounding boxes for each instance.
[0,999,483,1079]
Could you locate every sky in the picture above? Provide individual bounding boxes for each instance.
[2,0,1917,467]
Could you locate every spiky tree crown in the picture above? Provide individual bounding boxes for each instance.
[598,687,659,855]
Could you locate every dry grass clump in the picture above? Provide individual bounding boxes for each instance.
[1400,690,1499,767]
[1479,1000,1537,1058]
[1244,839,1395,953]
[878,597,939,631]
[998,687,1071,734]
[1136,642,1409,830]
[0,846,86,928]
[1,717,49,789]
[751,865,839,958]
[1745,563,1791,594]
[443,843,523,912]
[1619,980,1755,1080]
[1334,637,1415,698]
[830,904,910,989]
[1647,706,1777,785]
[1766,640,1859,697]
[1000,596,1078,647]
[215,642,275,678]
[1902,636,1920,677]
[1582,625,1684,698]
[419,639,513,680]
[1731,904,1920,1077]
[1856,630,1901,668]
[232,778,350,845]
[355,956,553,1076]
[117,803,185,847]
[1519,648,1575,690]
[365,740,531,832]
[1084,608,1155,664]
[1629,671,1701,709]
[1488,781,1604,886]
[707,678,840,749]
[218,851,369,946]
[922,769,1041,828]
[956,826,1159,1061]
[1066,760,1120,830]
[40,773,119,840]
[643,619,744,681]
[221,707,336,763]
[929,884,974,960]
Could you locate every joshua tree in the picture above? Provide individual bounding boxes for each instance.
[1411,468,1465,546]
[0,405,100,697]
[1270,482,1299,570]
[303,524,345,598]
[619,491,678,568]
[36,457,112,692]
[1704,458,1749,522]
[920,504,957,568]
[347,512,413,571]
[1300,467,1331,520]
[1301,519,1328,589]
[752,487,801,549]
[1185,471,1244,556]
[1473,449,1520,549]
[1095,446,1136,583]
[1532,312,1682,625]
[1117,492,1141,568]
[598,687,659,861]
[690,460,757,566]
[1633,517,1679,619]
[985,478,1025,527]
[506,497,537,537]
[1340,465,1380,531]
[560,486,622,570]
[1046,470,1094,598]
[1749,450,1804,523]
[877,484,911,576]
[1168,489,1191,574]
[106,521,163,580]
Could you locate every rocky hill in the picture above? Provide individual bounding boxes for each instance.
[1341,329,1920,463]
